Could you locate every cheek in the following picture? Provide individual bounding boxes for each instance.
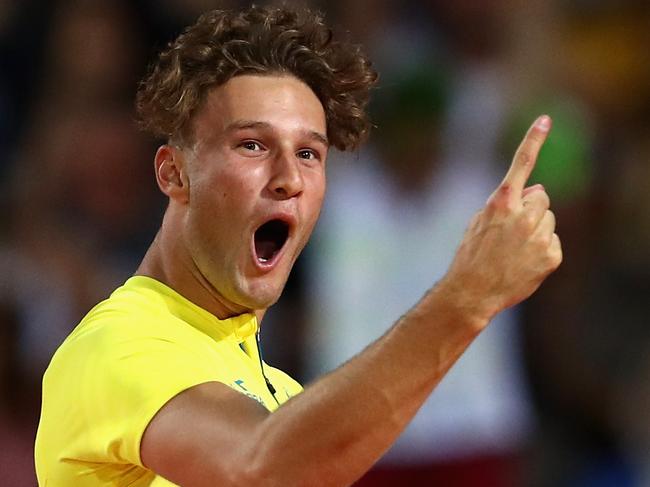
[191,166,252,213]
[187,181,237,245]
[302,173,326,230]
[309,171,326,210]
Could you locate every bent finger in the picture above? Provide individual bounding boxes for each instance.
[522,187,550,212]
[518,204,553,239]
[537,209,556,236]
[548,232,563,267]
[522,184,545,198]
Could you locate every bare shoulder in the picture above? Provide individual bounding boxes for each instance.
[141,381,270,486]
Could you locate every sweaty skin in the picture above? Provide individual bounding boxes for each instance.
[139,74,561,487]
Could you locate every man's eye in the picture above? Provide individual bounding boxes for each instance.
[241,141,263,151]
[297,149,318,160]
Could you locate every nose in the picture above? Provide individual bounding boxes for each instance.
[268,151,304,199]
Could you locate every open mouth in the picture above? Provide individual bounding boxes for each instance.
[254,219,290,264]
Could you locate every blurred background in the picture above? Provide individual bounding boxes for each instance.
[1,0,649,485]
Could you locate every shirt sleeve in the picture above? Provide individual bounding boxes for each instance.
[76,319,223,467]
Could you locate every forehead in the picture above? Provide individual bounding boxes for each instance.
[191,74,327,145]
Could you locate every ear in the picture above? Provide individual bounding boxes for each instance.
[154,145,190,204]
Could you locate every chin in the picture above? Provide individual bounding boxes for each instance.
[232,282,285,312]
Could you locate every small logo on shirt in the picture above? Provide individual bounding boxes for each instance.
[231,379,266,406]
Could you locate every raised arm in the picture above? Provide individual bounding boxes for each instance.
[141,116,561,487]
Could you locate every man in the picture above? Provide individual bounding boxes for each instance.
[35,6,561,487]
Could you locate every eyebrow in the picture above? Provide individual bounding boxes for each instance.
[226,120,329,147]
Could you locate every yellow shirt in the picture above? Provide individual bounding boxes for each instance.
[35,276,302,486]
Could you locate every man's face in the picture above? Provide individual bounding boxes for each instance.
[179,74,328,316]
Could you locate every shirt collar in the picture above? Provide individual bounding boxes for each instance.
[122,275,259,343]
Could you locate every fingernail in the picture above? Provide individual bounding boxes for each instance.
[535,115,551,131]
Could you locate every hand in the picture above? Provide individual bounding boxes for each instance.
[442,115,562,324]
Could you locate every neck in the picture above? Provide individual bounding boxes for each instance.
[136,209,265,322]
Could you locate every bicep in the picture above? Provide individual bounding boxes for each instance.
[141,381,270,487]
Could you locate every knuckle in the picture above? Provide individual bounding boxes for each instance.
[500,183,512,195]
[516,151,533,168]
[516,211,537,234]
[548,250,562,270]
[540,191,551,209]
[555,238,563,262]
[547,236,563,268]
[546,210,556,227]
[496,184,513,201]
[486,193,499,209]
[486,189,511,213]
[485,199,499,216]
[536,231,553,249]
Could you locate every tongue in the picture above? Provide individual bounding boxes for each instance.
[255,239,277,262]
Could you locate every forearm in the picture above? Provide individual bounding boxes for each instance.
[244,281,488,486]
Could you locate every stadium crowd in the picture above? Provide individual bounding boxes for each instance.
[1,1,649,485]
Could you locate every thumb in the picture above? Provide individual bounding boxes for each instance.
[522,184,545,198]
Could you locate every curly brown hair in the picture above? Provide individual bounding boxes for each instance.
[135,5,377,151]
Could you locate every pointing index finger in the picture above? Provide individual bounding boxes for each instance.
[501,115,552,197]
